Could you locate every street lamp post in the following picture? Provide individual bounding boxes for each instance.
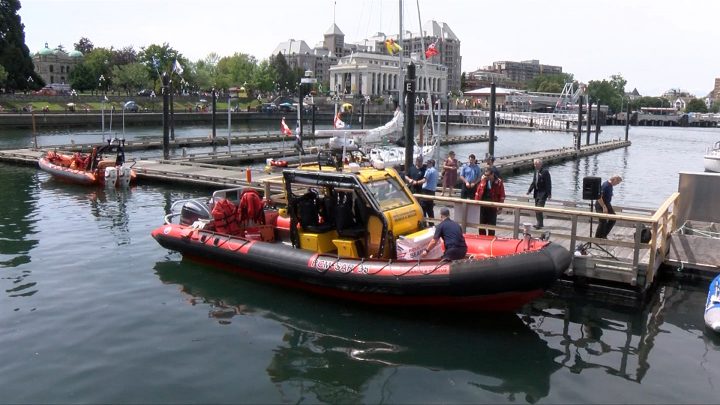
[99,75,106,132]
[122,102,125,136]
[445,91,451,136]
[299,70,317,151]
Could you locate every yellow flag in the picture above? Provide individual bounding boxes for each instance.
[385,39,403,55]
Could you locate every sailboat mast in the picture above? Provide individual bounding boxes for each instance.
[398,0,405,113]
[414,0,440,162]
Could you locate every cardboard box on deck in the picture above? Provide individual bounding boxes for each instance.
[396,227,443,260]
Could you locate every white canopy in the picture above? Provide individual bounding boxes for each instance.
[464,87,524,96]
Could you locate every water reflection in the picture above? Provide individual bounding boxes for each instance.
[0,165,40,301]
[154,260,563,403]
[522,276,713,384]
[40,180,133,245]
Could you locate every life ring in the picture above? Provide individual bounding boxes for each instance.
[270,160,288,167]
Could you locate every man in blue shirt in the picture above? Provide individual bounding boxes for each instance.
[421,207,467,260]
[594,175,623,238]
[418,159,439,218]
[459,154,481,199]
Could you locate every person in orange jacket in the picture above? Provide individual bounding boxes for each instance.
[474,168,505,236]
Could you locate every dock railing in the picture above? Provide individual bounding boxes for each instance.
[258,173,679,291]
[415,193,680,291]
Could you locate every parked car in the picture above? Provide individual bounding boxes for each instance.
[137,89,155,97]
[34,86,57,96]
[124,101,140,112]
[259,103,278,113]
[278,102,296,112]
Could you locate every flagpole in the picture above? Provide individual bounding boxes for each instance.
[398,0,404,113]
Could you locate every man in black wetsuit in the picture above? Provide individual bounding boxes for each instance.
[421,207,467,260]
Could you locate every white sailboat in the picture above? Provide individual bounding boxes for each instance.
[317,108,404,146]
[363,0,442,168]
[704,141,720,173]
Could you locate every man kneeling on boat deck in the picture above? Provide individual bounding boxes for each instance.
[421,207,467,260]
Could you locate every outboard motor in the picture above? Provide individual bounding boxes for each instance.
[180,199,212,226]
[104,167,118,187]
[117,166,132,188]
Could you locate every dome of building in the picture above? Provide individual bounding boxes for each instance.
[38,43,53,56]
[68,50,83,58]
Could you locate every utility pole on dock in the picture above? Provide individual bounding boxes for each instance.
[404,63,416,171]
[488,83,496,156]
[586,98,591,145]
[595,103,601,144]
[576,95,583,150]
[162,72,170,160]
[625,99,630,141]
[211,89,217,141]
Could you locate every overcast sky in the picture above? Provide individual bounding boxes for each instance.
[18,0,720,96]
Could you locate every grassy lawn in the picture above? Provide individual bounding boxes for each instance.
[0,98,261,113]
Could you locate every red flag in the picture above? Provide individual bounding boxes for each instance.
[425,40,439,59]
[281,117,292,136]
[333,113,346,129]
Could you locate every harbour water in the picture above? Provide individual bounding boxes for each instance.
[1,124,719,403]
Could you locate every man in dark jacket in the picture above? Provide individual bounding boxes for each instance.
[526,158,552,229]
[421,207,467,260]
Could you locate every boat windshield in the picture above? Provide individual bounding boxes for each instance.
[366,177,414,211]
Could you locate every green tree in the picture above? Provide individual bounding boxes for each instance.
[138,43,183,87]
[191,57,216,91]
[609,74,627,94]
[216,53,257,91]
[251,59,277,94]
[0,0,42,90]
[112,62,150,96]
[526,73,573,93]
[460,72,467,92]
[69,63,97,92]
[82,47,114,93]
[111,46,137,66]
[0,65,8,88]
[269,52,296,93]
[586,74,627,113]
[74,37,94,54]
[685,98,708,113]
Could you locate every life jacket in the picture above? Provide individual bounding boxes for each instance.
[237,188,265,226]
[211,198,241,235]
[72,152,89,171]
[474,177,506,203]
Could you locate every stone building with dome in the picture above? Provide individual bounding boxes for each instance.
[32,43,83,89]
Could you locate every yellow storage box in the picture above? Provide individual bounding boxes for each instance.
[299,230,338,253]
[333,238,361,259]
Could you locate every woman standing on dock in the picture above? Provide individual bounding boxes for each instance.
[441,151,458,196]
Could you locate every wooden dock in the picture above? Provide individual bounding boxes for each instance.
[3,138,712,304]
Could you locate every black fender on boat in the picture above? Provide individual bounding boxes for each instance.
[153,229,572,298]
[449,243,571,295]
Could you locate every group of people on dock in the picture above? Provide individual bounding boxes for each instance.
[406,150,623,242]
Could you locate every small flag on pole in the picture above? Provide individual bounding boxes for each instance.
[385,39,402,55]
[173,59,184,75]
[281,117,293,136]
[425,40,439,59]
[151,56,160,75]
